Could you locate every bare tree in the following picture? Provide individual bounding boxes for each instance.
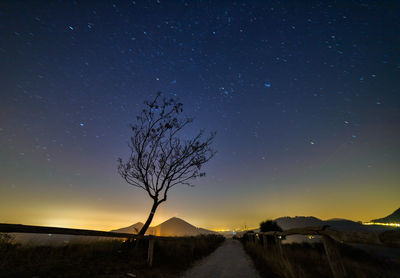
[118,93,216,235]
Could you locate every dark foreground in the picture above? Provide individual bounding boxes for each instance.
[243,239,400,278]
[0,233,224,278]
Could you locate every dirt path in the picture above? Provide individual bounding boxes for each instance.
[180,239,261,278]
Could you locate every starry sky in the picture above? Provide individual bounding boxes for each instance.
[1,0,399,231]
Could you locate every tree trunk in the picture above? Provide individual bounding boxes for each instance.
[139,200,159,235]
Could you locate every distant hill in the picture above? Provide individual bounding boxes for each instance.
[271,215,394,243]
[110,222,143,234]
[11,217,216,246]
[274,215,393,232]
[113,217,217,237]
[274,216,325,243]
[371,208,400,224]
[325,219,365,231]
[12,233,108,246]
[275,216,324,230]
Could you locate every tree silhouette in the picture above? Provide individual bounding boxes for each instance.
[259,220,282,232]
[118,93,216,235]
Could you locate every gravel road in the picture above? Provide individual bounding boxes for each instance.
[180,239,261,278]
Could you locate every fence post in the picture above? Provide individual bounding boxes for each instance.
[263,235,276,250]
[274,235,295,278]
[322,235,347,278]
[147,237,155,267]
[248,233,255,243]
[274,235,283,258]
[262,234,268,249]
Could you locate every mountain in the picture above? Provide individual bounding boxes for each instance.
[150,217,216,236]
[371,208,400,224]
[113,217,217,237]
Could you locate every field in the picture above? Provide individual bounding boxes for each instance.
[242,239,400,278]
[0,233,224,278]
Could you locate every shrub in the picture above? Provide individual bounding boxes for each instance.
[259,220,282,232]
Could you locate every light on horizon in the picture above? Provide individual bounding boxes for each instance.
[362,222,400,228]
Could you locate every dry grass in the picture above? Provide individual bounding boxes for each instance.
[242,239,400,278]
[0,233,224,278]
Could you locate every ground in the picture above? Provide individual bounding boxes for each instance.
[180,239,261,278]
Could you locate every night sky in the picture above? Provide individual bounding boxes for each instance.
[1,1,399,231]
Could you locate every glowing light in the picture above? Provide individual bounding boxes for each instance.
[362,222,400,228]
[213,229,232,232]
[212,228,248,233]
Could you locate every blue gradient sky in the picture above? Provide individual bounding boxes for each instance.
[1,0,399,230]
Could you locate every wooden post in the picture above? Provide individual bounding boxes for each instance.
[147,237,155,267]
[262,234,268,249]
[263,235,276,250]
[273,235,295,278]
[274,235,284,259]
[322,235,347,278]
[248,233,255,243]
